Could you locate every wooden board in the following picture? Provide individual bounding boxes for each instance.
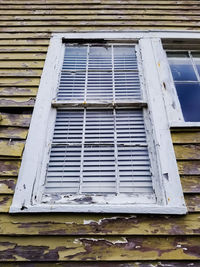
[0,213,199,236]
[0,236,200,261]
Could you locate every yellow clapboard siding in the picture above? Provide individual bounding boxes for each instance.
[1,26,200,33]
[0,213,199,235]
[0,4,200,10]
[0,160,21,177]
[174,145,200,160]
[185,194,200,212]
[0,78,40,86]
[0,113,31,127]
[181,176,200,193]
[1,15,200,22]
[0,97,35,107]
[0,12,200,21]
[0,178,16,194]
[0,127,27,139]
[0,39,49,45]
[0,87,38,96]
[172,131,200,144]
[0,195,12,212]
[0,69,42,77]
[1,1,200,4]
[0,236,200,261]
[0,53,46,60]
[0,61,44,69]
[0,46,48,52]
[0,140,24,157]
[178,161,200,175]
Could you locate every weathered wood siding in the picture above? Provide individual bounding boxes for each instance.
[0,0,200,265]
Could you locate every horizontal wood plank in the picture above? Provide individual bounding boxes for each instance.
[0,87,38,96]
[181,176,200,193]
[0,140,24,157]
[0,78,40,86]
[172,131,200,144]
[0,69,42,77]
[174,145,200,160]
[0,113,31,127]
[178,161,200,175]
[0,97,35,107]
[185,194,200,212]
[0,160,21,176]
[1,15,200,22]
[0,61,44,69]
[0,53,46,60]
[0,195,12,212]
[0,236,200,261]
[1,262,200,267]
[0,213,199,236]
[0,178,16,194]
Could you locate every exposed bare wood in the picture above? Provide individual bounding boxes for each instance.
[0,97,35,107]
[181,176,200,193]
[0,53,46,60]
[0,125,27,140]
[172,131,200,144]
[0,178,16,194]
[0,236,200,261]
[1,262,200,267]
[0,87,38,96]
[0,47,48,52]
[0,195,12,212]
[0,39,49,45]
[0,61,44,69]
[0,160,21,176]
[174,145,200,160]
[0,69,42,77]
[0,113,31,127]
[1,15,200,22]
[0,78,40,86]
[0,213,199,236]
[178,161,200,175]
[185,194,200,212]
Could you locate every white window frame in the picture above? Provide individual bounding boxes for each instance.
[10,31,191,214]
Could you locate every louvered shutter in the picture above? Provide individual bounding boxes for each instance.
[42,44,156,205]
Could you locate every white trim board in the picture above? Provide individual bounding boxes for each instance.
[10,32,188,214]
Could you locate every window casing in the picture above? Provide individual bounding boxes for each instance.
[10,32,188,214]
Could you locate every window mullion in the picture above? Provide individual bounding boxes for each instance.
[79,108,86,194]
[84,44,90,102]
[113,108,120,194]
[112,44,116,103]
[189,50,200,82]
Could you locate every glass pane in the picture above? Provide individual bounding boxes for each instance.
[168,58,197,81]
[192,52,200,77]
[89,46,112,70]
[175,83,200,121]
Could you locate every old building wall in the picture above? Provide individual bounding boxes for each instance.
[0,0,200,265]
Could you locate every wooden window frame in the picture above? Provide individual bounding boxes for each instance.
[10,32,189,214]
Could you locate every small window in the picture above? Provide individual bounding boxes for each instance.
[167,51,200,122]
[10,33,186,214]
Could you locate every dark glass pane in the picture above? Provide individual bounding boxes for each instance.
[192,53,200,77]
[167,52,189,58]
[175,83,200,121]
[169,58,197,81]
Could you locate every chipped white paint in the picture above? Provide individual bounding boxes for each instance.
[10,31,189,214]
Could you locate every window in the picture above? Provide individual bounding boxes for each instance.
[167,51,200,122]
[10,32,187,214]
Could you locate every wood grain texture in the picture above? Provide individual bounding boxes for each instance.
[0,236,200,261]
[0,87,38,96]
[0,160,21,176]
[178,161,200,175]
[174,145,200,160]
[0,97,35,107]
[0,127,27,139]
[1,262,200,267]
[0,213,199,236]
[0,178,16,194]
[0,113,31,127]
[172,131,200,144]
[181,176,200,193]
[0,140,24,157]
